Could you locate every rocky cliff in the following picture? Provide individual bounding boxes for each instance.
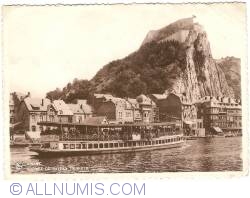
[91,17,234,102]
[47,17,237,102]
[216,57,241,99]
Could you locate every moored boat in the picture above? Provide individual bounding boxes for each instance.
[30,121,185,157]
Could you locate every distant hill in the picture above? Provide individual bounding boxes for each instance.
[47,17,239,102]
[216,57,241,99]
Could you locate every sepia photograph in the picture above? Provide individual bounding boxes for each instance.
[3,3,247,175]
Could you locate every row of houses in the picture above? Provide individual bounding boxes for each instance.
[9,91,242,136]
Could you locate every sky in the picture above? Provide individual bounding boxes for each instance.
[3,3,246,98]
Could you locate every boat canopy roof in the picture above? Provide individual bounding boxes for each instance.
[38,121,181,128]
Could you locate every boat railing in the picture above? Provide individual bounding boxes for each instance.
[58,131,183,141]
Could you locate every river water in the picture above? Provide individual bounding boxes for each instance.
[11,137,242,174]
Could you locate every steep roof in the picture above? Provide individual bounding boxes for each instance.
[94,93,113,99]
[68,103,93,114]
[52,100,73,115]
[127,98,140,108]
[151,94,167,100]
[68,104,84,114]
[83,116,107,125]
[136,94,156,106]
[24,97,50,111]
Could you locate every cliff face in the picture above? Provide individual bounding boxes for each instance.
[140,17,235,101]
[47,17,237,102]
[216,57,241,99]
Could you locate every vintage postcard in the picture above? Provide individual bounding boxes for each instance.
[2,3,248,178]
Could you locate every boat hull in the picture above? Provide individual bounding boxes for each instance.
[30,141,184,157]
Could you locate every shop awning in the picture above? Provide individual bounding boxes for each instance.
[212,126,223,133]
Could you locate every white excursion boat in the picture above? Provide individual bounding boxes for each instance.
[30,121,185,157]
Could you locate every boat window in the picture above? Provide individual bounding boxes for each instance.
[124,143,128,147]
[63,144,69,149]
[114,143,118,148]
[104,143,108,148]
[81,144,86,149]
[119,143,123,147]
[76,144,81,149]
[99,143,103,148]
[156,140,159,144]
[109,143,113,148]
[149,141,152,145]
[152,141,155,145]
[159,140,162,144]
[70,144,75,149]
[133,142,136,147]
[88,144,93,149]
[128,142,132,147]
[94,144,98,149]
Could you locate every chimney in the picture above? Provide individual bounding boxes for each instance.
[27,92,31,98]
[80,104,83,109]
[41,99,44,106]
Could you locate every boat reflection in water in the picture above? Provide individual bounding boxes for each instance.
[30,121,184,157]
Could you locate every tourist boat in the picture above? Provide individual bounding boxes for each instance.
[30,121,185,157]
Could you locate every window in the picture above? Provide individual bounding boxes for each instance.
[109,143,113,148]
[126,112,131,117]
[76,144,81,149]
[63,144,69,149]
[82,144,86,149]
[104,143,109,148]
[70,144,75,149]
[114,143,118,147]
[119,143,123,147]
[118,112,122,119]
[99,143,103,148]
[32,115,36,122]
[94,144,98,149]
[88,144,93,149]
[39,126,43,132]
[10,118,14,124]
[40,115,43,122]
[31,125,36,132]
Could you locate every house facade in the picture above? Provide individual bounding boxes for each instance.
[197,96,242,135]
[149,92,203,135]
[96,97,134,124]
[16,97,50,133]
[136,94,158,123]
[68,99,93,123]
[47,100,73,123]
